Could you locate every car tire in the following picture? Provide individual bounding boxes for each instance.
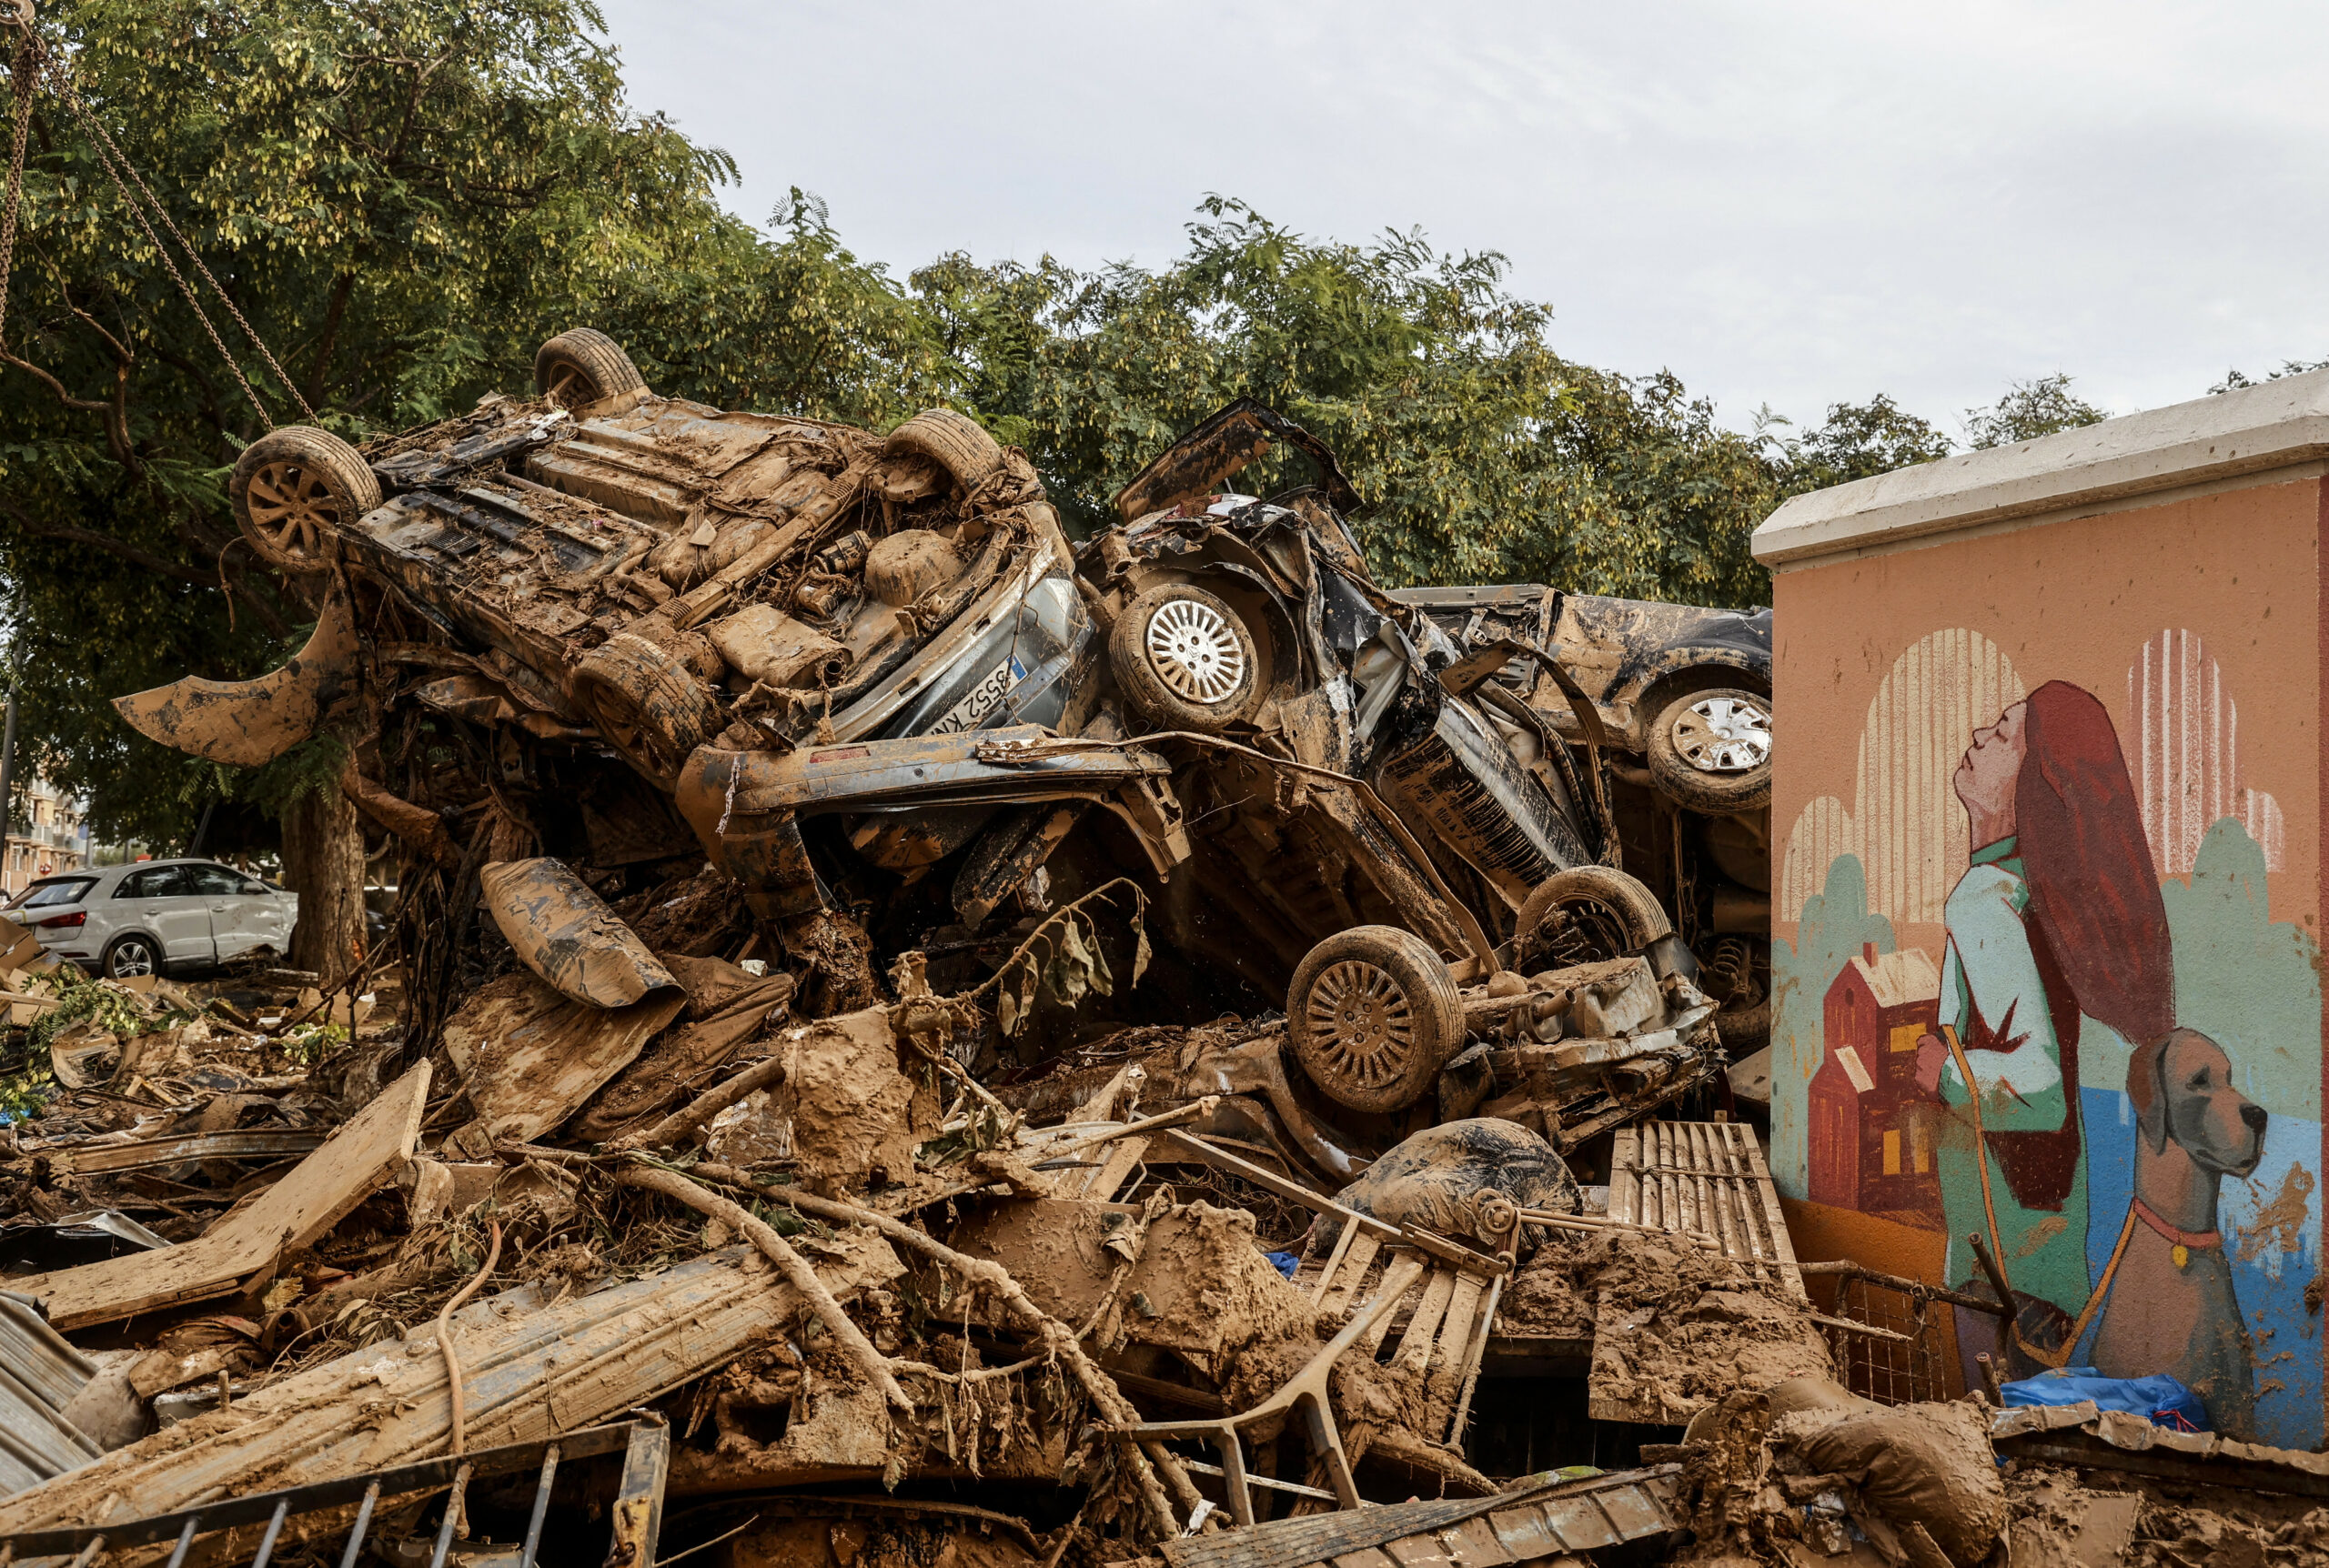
[882,408,1003,492]
[230,426,379,574]
[1287,925,1464,1115]
[1516,865,1672,970]
[533,327,647,410]
[102,933,161,980]
[572,632,723,787]
[1646,688,1772,814]
[1109,583,1264,733]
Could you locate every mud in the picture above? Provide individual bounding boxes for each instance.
[2005,1462,2329,1568]
[1582,1230,1833,1422]
[1496,1238,1598,1335]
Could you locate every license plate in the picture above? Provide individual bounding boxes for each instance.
[928,657,1025,735]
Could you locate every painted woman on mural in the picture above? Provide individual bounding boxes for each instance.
[1915,679,2174,1372]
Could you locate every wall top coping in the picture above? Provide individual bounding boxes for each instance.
[1751,367,2329,570]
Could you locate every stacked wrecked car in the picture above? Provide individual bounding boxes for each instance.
[0,332,2090,1568]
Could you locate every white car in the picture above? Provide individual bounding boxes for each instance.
[4,859,298,979]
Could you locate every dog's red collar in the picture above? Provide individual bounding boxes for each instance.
[2132,1197,2221,1251]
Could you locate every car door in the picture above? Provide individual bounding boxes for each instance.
[188,863,269,960]
[114,866,215,967]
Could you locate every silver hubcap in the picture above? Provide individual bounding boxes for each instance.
[113,942,154,978]
[1144,598,1245,706]
[1671,696,1771,774]
[1304,959,1417,1090]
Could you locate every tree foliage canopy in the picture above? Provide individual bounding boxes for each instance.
[0,0,2168,848]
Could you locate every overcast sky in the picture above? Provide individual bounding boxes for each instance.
[592,0,2329,437]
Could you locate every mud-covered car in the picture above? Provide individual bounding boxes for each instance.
[1395,582,1772,1053]
[117,337,1723,1141]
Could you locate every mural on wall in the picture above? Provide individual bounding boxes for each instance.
[1774,628,2323,1447]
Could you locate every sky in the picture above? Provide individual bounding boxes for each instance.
[592,0,2329,437]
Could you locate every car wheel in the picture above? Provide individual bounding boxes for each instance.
[882,408,1003,492]
[103,934,160,980]
[230,427,379,574]
[1287,925,1464,1115]
[572,632,722,787]
[1515,866,1671,970]
[1646,687,1772,813]
[533,327,647,410]
[1109,583,1263,733]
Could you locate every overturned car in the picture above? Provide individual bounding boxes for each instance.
[118,332,1741,1169]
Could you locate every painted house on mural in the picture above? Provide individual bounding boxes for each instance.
[1756,372,2329,1448]
[1810,943,1942,1227]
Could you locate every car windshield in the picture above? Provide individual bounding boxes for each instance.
[8,877,96,910]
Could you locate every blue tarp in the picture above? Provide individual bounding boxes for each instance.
[2000,1366,2211,1432]
[1264,1250,1301,1281]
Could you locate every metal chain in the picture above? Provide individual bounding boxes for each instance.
[0,36,33,349]
[42,56,314,422]
[0,11,316,427]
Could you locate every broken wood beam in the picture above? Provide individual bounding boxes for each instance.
[618,1163,911,1413]
[13,1064,431,1330]
[0,1241,897,1533]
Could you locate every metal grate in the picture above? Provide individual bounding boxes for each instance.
[0,1418,666,1568]
[1608,1121,1807,1301]
[1821,1271,1951,1406]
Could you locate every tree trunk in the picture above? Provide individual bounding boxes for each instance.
[283,779,365,982]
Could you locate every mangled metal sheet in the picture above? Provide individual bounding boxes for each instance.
[440,970,687,1143]
[0,1294,102,1498]
[480,858,681,1009]
[111,586,359,766]
[1154,1463,1680,1568]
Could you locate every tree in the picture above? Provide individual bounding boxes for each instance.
[1768,394,1953,495]
[0,0,774,970]
[907,200,1778,606]
[2211,358,2329,395]
[1962,373,2105,448]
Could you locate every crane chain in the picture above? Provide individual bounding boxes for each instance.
[0,35,32,353]
[0,6,317,427]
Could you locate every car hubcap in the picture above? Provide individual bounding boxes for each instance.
[245,460,344,562]
[114,943,153,977]
[1304,960,1416,1090]
[1671,696,1771,774]
[1144,598,1245,706]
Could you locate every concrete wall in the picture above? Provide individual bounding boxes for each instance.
[1754,375,2329,1447]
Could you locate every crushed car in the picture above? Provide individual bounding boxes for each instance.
[115,336,1735,1166]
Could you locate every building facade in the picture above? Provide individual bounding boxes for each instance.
[3,779,89,896]
[1757,371,2329,1448]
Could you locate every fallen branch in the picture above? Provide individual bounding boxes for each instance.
[611,1054,789,1152]
[759,1182,1208,1540]
[619,1163,912,1416]
[442,1221,508,1472]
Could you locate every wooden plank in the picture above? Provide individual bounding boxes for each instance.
[1318,1233,1381,1318]
[1084,1135,1148,1201]
[49,1129,326,1176]
[1363,1258,1426,1355]
[0,1240,894,1533]
[1443,1515,1514,1565]
[15,1065,433,1330]
[1310,1220,1361,1306]
[1393,1271,1458,1373]
[1736,1125,1808,1302]
[443,971,684,1142]
[1427,1274,1487,1404]
[1608,1129,1639,1226]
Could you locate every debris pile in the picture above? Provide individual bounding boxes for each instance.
[0,338,2294,1564]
